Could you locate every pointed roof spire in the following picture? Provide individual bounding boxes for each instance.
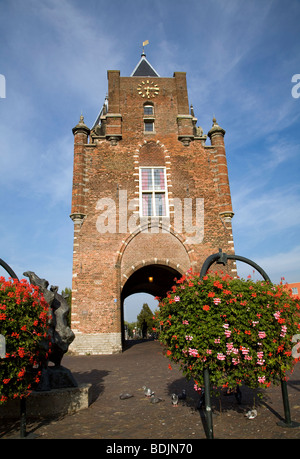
[131,42,160,77]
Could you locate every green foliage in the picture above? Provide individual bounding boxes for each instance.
[137,303,154,331]
[124,321,138,338]
[0,277,51,404]
[157,270,300,393]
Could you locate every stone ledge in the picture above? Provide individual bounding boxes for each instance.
[69,332,122,355]
[0,383,92,419]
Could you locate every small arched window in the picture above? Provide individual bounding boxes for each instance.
[144,103,154,115]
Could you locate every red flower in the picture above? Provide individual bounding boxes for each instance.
[17,368,26,379]
[203,305,210,311]
[208,292,215,297]
[213,281,223,289]
[167,350,172,356]
[277,344,285,353]
[18,347,25,358]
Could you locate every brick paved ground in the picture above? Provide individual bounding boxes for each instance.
[1,339,300,440]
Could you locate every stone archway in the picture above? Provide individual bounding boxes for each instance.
[117,225,193,349]
[121,263,182,301]
[121,263,182,346]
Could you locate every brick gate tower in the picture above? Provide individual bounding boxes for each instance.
[69,51,235,354]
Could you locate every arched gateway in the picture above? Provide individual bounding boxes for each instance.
[69,52,236,354]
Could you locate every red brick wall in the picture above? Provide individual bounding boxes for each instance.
[70,68,235,354]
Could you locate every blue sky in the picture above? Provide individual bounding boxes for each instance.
[0,0,300,322]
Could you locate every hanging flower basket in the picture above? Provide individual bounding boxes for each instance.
[0,277,51,405]
[157,270,300,393]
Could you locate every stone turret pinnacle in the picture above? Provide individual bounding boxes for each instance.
[208,116,225,139]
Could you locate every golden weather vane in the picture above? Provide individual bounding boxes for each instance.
[142,40,149,54]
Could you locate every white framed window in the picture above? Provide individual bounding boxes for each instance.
[139,167,169,217]
[143,103,155,132]
[292,287,298,295]
[144,119,154,132]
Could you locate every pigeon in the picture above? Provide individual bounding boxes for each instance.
[143,386,154,397]
[245,409,257,419]
[119,393,133,400]
[150,395,163,404]
[171,393,179,407]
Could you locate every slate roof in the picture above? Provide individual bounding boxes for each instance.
[131,53,160,77]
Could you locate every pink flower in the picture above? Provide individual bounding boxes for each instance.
[258,331,266,339]
[280,325,287,337]
[213,297,221,305]
[174,296,180,302]
[241,347,249,355]
[214,337,221,344]
[185,335,193,341]
[258,375,266,383]
[224,329,231,337]
[188,348,198,357]
[217,353,226,360]
[274,311,281,320]
[194,384,202,393]
[206,349,212,354]
[182,320,189,325]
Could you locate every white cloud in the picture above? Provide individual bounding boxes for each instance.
[236,244,300,284]
[233,183,300,237]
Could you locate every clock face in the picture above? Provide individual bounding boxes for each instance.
[137,80,160,98]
